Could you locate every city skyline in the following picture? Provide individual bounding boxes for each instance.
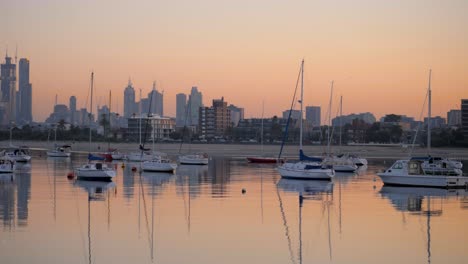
[1,1,467,122]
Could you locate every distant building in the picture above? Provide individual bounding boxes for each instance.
[462,99,468,137]
[447,109,461,127]
[228,104,244,127]
[123,79,136,118]
[146,82,163,116]
[0,54,16,125]
[69,96,77,125]
[45,104,69,124]
[424,116,446,128]
[18,58,32,124]
[127,114,175,141]
[332,112,376,127]
[199,97,231,139]
[188,86,203,127]
[305,106,320,127]
[176,93,187,127]
[282,109,301,120]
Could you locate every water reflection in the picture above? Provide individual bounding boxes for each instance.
[380,186,468,264]
[0,173,15,228]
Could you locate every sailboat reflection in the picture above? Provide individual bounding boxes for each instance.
[75,180,116,264]
[380,186,468,264]
[277,179,334,264]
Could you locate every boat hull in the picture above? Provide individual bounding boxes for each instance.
[142,161,177,173]
[75,164,116,181]
[377,173,468,188]
[333,164,357,172]
[47,151,71,158]
[278,162,334,180]
[179,155,209,165]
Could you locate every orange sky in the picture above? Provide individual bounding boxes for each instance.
[1,0,467,122]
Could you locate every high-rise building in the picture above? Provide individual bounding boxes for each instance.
[176,93,187,127]
[18,58,32,124]
[282,109,301,120]
[227,104,244,127]
[462,99,468,137]
[69,96,77,125]
[147,82,163,116]
[123,79,136,118]
[424,116,446,128]
[188,86,203,127]
[0,54,16,125]
[199,97,231,139]
[305,106,321,127]
[447,109,461,127]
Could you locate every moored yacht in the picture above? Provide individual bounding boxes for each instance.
[179,153,209,165]
[377,159,467,188]
[142,155,177,173]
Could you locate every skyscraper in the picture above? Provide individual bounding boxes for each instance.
[305,106,321,127]
[123,79,136,118]
[18,58,32,123]
[0,54,16,125]
[69,96,77,125]
[147,81,163,116]
[188,86,203,126]
[176,93,187,127]
[447,109,461,126]
[199,97,231,139]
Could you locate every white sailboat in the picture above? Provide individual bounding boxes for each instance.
[178,93,209,165]
[0,157,15,173]
[75,72,116,181]
[277,60,335,180]
[378,70,467,188]
[46,126,71,157]
[1,125,31,162]
[324,94,358,172]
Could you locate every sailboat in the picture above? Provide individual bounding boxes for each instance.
[324,95,358,172]
[277,60,335,180]
[75,72,116,181]
[46,126,71,157]
[378,70,467,187]
[0,125,31,162]
[247,101,283,163]
[178,94,209,165]
[140,85,177,173]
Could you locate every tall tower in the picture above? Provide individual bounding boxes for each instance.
[123,79,136,118]
[188,86,203,126]
[69,96,77,125]
[176,93,187,127]
[147,81,163,116]
[18,58,32,123]
[0,53,17,125]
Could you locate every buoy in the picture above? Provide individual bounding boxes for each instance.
[67,172,75,180]
[131,166,137,172]
[121,163,125,169]
[242,188,246,194]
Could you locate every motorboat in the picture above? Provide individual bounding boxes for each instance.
[75,162,116,181]
[0,158,15,173]
[46,144,71,157]
[377,159,467,188]
[142,155,177,173]
[1,146,31,162]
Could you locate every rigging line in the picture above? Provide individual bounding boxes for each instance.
[88,197,92,264]
[179,97,192,154]
[278,61,303,159]
[409,86,430,157]
[275,182,297,264]
[139,90,155,161]
[327,99,341,156]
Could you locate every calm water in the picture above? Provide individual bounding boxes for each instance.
[1,157,468,264]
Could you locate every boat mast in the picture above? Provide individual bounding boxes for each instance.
[299,59,304,151]
[108,90,112,150]
[89,72,94,152]
[327,81,334,155]
[427,69,432,152]
[339,95,342,152]
[261,100,264,155]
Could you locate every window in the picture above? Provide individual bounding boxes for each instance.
[392,162,403,169]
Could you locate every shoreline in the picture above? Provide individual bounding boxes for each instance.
[3,140,468,160]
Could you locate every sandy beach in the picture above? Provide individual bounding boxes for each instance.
[3,140,468,160]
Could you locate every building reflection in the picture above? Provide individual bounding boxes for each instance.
[208,157,231,198]
[0,167,31,229]
[15,170,31,226]
[0,174,15,228]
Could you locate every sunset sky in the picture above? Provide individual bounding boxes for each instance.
[1,0,467,122]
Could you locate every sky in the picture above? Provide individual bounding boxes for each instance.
[1,0,467,122]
